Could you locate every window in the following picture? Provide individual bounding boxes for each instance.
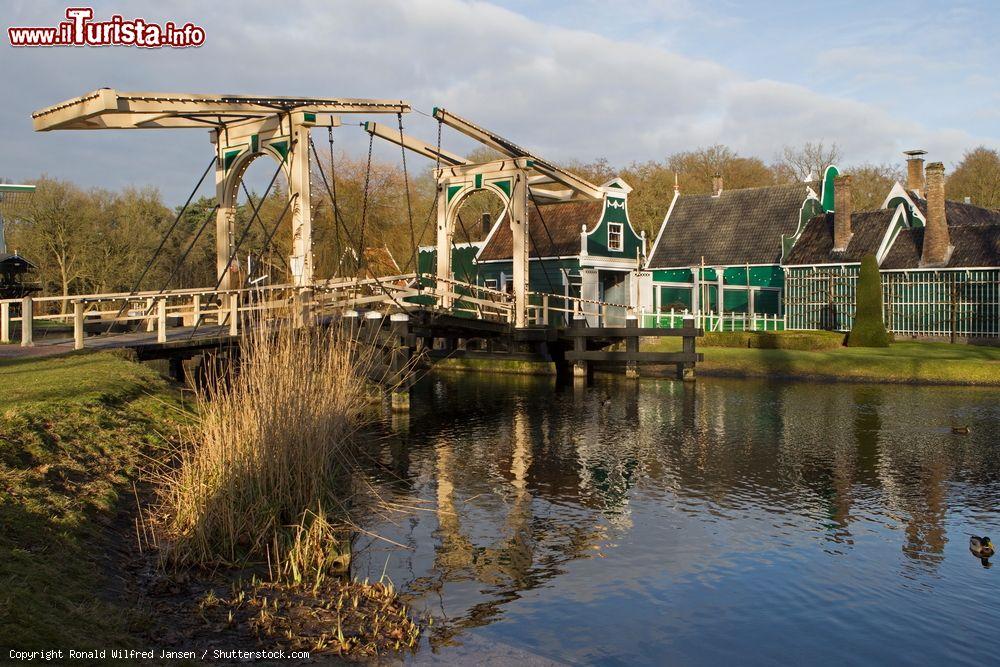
[608,223,624,251]
[485,278,498,290]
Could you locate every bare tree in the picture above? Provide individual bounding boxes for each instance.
[846,163,904,211]
[773,141,842,183]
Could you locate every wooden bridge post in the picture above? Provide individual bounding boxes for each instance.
[625,313,639,378]
[342,310,360,340]
[20,296,33,347]
[572,313,588,378]
[364,311,383,347]
[679,314,696,381]
[73,300,85,350]
[389,312,411,412]
[145,297,155,332]
[542,294,550,327]
[157,297,167,344]
[1,301,9,343]
[229,292,239,337]
[191,294,202,327]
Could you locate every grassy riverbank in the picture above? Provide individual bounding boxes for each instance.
[0,352,184,648]
[645,336,1000,385]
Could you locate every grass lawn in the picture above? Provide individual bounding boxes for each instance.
[0,352,185,648]
[645,337,1000,385]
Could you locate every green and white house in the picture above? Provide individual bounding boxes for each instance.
[419,178,647,324]
[784,159,1000,339]
[643,170,837,330]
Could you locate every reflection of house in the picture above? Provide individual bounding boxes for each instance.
[785,155,1000,338]
[644,173,827,327]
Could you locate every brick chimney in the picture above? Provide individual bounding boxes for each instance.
[833,174,853,252]
[920,162,952,267]
[712,173,723,197]
[904,149,927,196]
[481,212,492,237]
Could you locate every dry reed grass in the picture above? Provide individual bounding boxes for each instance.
[159,318,387,578]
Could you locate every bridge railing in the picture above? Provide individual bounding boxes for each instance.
[526,291,632,328]
[0,273,517,348]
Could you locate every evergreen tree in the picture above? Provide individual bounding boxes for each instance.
[847,254,891,347]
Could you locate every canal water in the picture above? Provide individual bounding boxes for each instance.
[354,373,1000,665]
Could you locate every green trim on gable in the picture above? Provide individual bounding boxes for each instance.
[821,165,840,212]
[447,185,464,203]
[586,196,643,258]
[782,197,825,260]
[887,195,924,228]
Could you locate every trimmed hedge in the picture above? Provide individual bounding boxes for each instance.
[702,330,845,351]
[847,254,891,347]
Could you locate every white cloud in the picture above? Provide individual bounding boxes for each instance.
[0,0,992,202]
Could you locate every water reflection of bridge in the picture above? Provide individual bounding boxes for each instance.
[359,377,998,645]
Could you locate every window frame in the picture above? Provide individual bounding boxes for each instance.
[607,222,624,252]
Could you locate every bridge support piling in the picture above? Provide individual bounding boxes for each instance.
[74,300,85,350]
[20,296,33,348]
[342,310,360,340]
[389,312,411,412]
[1,301,10,343]
[572,314,588,379]
[625,313,639,379]
[364,311,383,348]
[678,315,696,381]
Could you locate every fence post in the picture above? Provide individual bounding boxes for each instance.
[678,314,696,381]
[145,297,155,332]
[625,313,639,379]
[1,301,10,343]
[229,292,239,336]
[20,296,33,347]
[74,300,85,350]
[157,297,167,344]
[542,293,549,327]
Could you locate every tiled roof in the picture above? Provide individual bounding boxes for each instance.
[785,200,1000,268]
[882,225,1000,269]
[647,182,816,267]
[477,200,602,261]
[911,195,1000,227]
[784,210,896,265]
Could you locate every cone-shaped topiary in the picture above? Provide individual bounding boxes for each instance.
[847,253,891,347]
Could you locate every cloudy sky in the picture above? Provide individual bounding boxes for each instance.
[2,0,997,204]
